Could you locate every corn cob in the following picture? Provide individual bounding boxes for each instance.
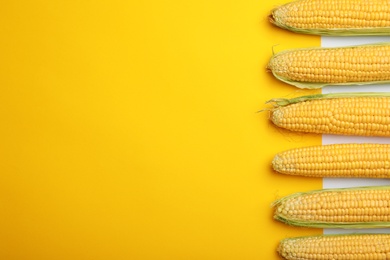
[267,43,390,89]
[272,185,390,228]
[278,234,390,260]
[273,143,390,178]
[269,92,390,137]
[270,0,390,36]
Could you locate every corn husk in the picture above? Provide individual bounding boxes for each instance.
[267,92,390,107]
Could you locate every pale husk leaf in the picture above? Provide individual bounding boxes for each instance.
[266,92,390,107]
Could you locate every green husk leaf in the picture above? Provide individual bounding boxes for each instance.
[269,13,390,36]
[268,42,390,89]
[271,73,390,90]
[266,92,390,107]
[272,185,390,229]
[274,215,390,229]
[280,233,390,242]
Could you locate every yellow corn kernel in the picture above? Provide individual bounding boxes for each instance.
[278,234,390,260]
[267,44,390,89]
[273,186,390,228]
[273,143,390,178]
[270,0,390,36]
[269,94,390,137]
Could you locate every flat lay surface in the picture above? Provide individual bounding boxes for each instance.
[0,0,347,259]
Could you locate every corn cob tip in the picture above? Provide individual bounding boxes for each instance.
[267,55,285,74]
[270,109,284,128]
[276,240,286,259]
[271,154,288,173]
[271,152,298,176]
[265,62,272,73]
[268,9,278,26]
[271,154,280,171]
[268,5,288,29]
[266,55,278,74]
[266,53,299,83]
[277,238,300,260]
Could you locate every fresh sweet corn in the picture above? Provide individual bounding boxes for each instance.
[273,143,390,178]
[267,43,390,89]
[270,0,390,36]
[272,185,390,228]
[269,93,390,137]
[278,234,390,260]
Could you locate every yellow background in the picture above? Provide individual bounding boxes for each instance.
[1,1,321,259]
